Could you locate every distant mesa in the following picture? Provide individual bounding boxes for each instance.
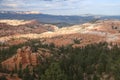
[0,19,37,26]
[16,11,41,14]
[0,11,41,14]
[1,11,120,27]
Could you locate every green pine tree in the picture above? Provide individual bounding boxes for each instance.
[41,62,67,80]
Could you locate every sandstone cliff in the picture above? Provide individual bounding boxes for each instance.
[1,46,51,71]
[1,46,38,71]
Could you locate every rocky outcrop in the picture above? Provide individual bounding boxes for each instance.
[1,46,38,71]
[0,19,57,37]
[1,20,120,47]
[1,46,52,71]
[0,20,34,26]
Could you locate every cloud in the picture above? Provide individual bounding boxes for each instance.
[0,0,120,15]
[3,3,18,8]
[0,0,22,8]
[0,0,85,10]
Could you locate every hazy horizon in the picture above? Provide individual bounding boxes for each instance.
[0,0,120,16]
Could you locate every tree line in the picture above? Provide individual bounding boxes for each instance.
[0,40,120,80]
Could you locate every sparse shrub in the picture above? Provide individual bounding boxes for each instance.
[73,39,80,44]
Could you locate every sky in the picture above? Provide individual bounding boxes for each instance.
[0,0,120,15]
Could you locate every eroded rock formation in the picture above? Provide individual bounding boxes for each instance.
[1,46,38,71]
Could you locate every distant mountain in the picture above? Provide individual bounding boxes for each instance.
[0,11,120,27]
[0,11,40,14]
